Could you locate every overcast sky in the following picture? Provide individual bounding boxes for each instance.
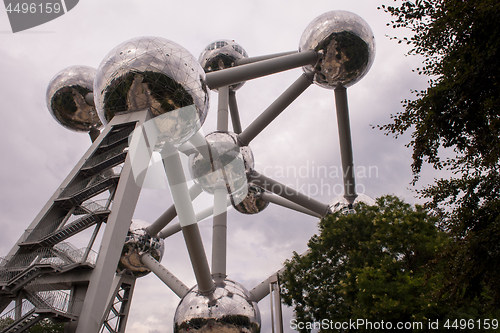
[0,0,442,332]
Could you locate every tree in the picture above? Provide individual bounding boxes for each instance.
[281,196,487,332]
[0,317,64,332]
[28,318,65,333]
[376,0,500,308]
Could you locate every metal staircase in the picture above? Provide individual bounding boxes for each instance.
[55,170,121,207]
[0,308,45,333]
[0,283,81,333]
[20,201,111,251]
[0,116,145,333]
[0,244,97,296]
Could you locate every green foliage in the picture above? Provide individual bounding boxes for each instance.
[0,317,64,332]
[376,0,500,308]
[281,196,457,332]
[28,318,64,333]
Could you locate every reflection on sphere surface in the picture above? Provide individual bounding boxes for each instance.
[299,10,375,88]
[232,184,269,215]
[94,36,209,147]
[330,193,376,214]
[118,220,164,278]
[46,65,102,132]
[189,132,253,200]
[198,39,248,91]
[174,279,261,333]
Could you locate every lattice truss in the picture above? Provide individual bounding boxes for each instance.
[0,10,375,333]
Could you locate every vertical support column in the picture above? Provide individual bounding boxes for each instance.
[228,91,242,134]
[211,179,228,281]
[212,86,230,282]
[64,284,88,333]
[217,86,229,132]
[334,86,357,204]
[269,274,284,333]
[15,292,22,320]
[75,111,152,333]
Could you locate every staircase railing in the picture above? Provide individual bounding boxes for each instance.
[82,143,128,169]
[0,243,98,284]
[20,200,110,245]
[0,299,35,330]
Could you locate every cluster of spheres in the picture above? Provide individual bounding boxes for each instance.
[174,279,260,333]
[118,220,165,277]
[44,9,375,333]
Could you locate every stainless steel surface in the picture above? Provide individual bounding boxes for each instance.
[118,220,165,277]
[335,86,357,203]
[238,72,313,146]
[299,10,375,88]
[199,39,248,91]
[189,131,253,203]
[141,253,189,298]
[206,50,317,90]
[232,184,269,215]
[94,36,209,147]
[174,279,261,333]
[46,65,102,132]
[329,193,376,214]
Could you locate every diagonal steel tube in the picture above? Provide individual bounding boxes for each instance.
[141,253,190,298]
[248,170,330,217]
[260,191,322,218]
[161,147,214,295]
[238,72,313,146]
[158,197,232,239]
[206,50,317,90]
[146,184,202,237]
[235,51,298,66]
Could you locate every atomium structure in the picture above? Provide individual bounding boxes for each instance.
[0,10,375,333]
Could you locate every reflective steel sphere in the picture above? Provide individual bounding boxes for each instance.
[174,279,261,333]
[198,39,248,91]
[232,184,269,215]
[46,65,102,132]
[94,36,209,147]
[329,193,376,214]
[118,220,164,277]
[299,11,375,88]
[188,132,254,201]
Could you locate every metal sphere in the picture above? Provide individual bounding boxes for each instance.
[198,39,248,91]
[118,219,165,278]
[46,65,102,132]
[174,279,261,333]
[232,184,269,215]
[329,193,376,214]
[94,36,209,147]
[299,10,375,88]
[188,131,254,198]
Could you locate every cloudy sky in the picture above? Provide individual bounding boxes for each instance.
[0,0,443,332]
